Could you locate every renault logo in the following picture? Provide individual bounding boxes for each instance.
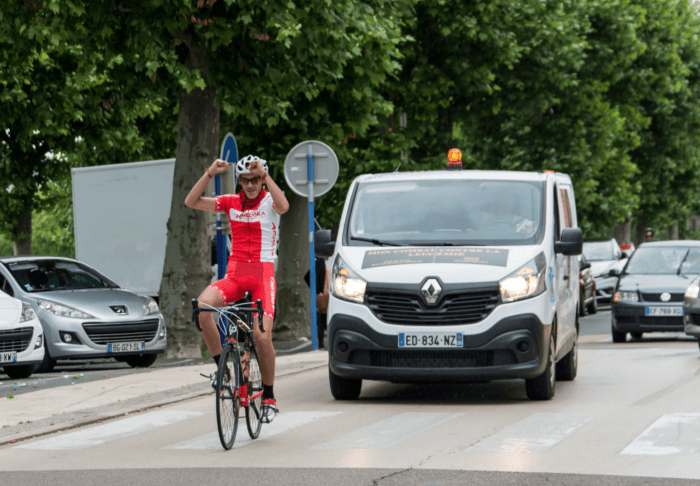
[110,305,128,315]
[421,279,442,304]
[660,292,671,302]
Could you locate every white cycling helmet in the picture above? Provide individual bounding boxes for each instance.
[236,155,269,176]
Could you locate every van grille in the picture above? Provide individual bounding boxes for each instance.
[82,320,159,345]
[347,350,506,368]
[366,290,499,326]
[0,327,33,353]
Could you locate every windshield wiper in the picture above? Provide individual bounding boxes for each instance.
[408,242,485,246]
[677,249,691,275]
[351,236,402,247]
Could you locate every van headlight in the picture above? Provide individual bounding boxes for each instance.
[685,279,700,299]
[20,302,37,322]
[38,300,94,319]
[145,296,159,315]
[332,254,367,304]
[499,253,547,303]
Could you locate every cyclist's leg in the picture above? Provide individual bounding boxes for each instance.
[197,287,225,358]
[251,262,276,387]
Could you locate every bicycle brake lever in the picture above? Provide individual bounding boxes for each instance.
[192,299,202,331]
[256,299,265,333]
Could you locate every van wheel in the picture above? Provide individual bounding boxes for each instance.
[526,332,556,400]
[611,325,627,343]
[329,364,362,400]
[587,296,598,315]
[556,328,577,381]
[579,302,587,317]
[3,364,38,379]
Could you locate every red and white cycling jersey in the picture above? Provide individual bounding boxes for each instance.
[215,189,280,263]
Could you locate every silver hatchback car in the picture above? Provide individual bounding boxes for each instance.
[0,256,167,372]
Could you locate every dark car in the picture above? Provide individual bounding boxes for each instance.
[610,241,700,342]
[579,254,597,316]
[583,239,628,305]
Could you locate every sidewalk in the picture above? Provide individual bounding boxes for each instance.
[0,349,329,445]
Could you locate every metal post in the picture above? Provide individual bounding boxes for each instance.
[215,174,227,346]
[307,144,318,350]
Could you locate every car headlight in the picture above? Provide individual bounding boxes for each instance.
[332,254,367,304]
[20,302,36,322]
[499,253,547,303]
[613,291,638,303]
[685,280,700,299]
[145,296,159,315]
[38,300,94,318]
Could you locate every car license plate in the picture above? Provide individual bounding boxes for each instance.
[108,342,145,353]
[645,307,684,316]
[398,333,463,348]
[0,351,17,364]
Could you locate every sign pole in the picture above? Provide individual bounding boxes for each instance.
[215,174,226,280]
[307,144,318,351]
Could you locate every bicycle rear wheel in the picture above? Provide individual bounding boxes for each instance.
[216,344,240,450]
[246,344,263,439]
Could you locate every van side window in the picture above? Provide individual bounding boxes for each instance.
[0,273,13,297]
[553,186,560,240]
[561,188,573,228]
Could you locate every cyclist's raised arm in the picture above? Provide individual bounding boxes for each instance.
[185,159,227,212]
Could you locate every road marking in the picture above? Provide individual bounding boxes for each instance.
[16,411,206,450]
[166,411,341,449]
[466,413,596,453]
[622,413,700,455]
[311,412,461,450]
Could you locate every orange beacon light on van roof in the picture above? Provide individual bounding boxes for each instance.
[447,148,462,171]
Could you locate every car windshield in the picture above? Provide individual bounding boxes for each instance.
[625,247,700,275]
[5,260,119,292]
[583,241,615,261]
[346,179,545,246]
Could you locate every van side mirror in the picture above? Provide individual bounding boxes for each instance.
[607,268,620,277]
[555,228,583,256]
[315,229,335,258]
[619,251,628,259]
[580,261,591,270]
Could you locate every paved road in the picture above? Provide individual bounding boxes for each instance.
[3,333,700,485]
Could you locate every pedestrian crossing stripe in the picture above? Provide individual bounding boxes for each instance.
[165,411,341,450]
[16,411,207,450]
[621,413,700,455]
[312,412,462,450]
[465,412,596,453]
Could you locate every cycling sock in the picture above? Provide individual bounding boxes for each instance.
[262,384,274,400]
[212,354,221,366]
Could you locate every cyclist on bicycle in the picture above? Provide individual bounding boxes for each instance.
[185,155,289,423]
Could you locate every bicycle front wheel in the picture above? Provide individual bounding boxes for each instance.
[216,344,240,450]
[245,344,263,439]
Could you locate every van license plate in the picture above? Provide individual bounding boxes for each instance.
[0,351,17,364]
[108,342,145,353]
[398,333,463,348]
[645,307,683,316]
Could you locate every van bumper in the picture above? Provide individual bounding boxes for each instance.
[328,313,550,383]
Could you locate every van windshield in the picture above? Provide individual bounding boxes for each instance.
[346,179,546,247]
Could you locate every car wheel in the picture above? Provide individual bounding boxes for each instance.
[125,354,158,368]
[611,323,627,343]
[556,327,578,381]
[329,364,362,400]
[526,330,556,400]
[4,364,38,379]
[35,342,56,373]
[587,295,598,315]
[630,332,643,340]
[579,301,587,317]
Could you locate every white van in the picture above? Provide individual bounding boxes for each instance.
[315,159,583,401]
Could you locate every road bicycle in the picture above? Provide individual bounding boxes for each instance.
[192,297,265,450]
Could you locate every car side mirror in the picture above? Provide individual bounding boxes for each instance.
[555,228,583,256]
[619,251,628,259]
[580,261,591,270]
[607,268,620,277]
[314,229,335,258]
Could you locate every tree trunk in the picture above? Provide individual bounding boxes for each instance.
[668,221,679,240]
[612,216,631,246]
[13,210,32,255]
[159,86,219,358]
[634,219,647,246]
[274,192,312,341]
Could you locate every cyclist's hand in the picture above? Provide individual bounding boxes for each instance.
[248,160,266,178]
[209,159,228,175]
